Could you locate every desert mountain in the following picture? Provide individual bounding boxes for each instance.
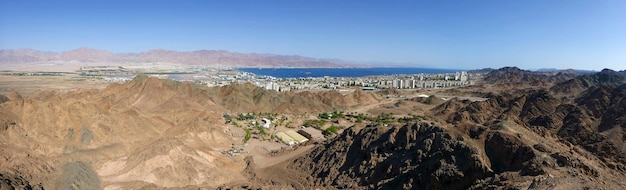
[0,48,348,68]
[0,49,56,63]
[425,70,626,187]
[481,66,579,85]
[551,69,626,94]
[203,81,378,113]
[232,117,625,189]
[433,84,626,165]
[57,47,117,62]
[0,76,242,189]
[222,68,626,189]
[467,68,495,74]
[0,75,381,189]
[287,122,493,189]
[3,67,626,189]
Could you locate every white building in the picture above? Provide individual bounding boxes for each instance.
[262,118,271,128]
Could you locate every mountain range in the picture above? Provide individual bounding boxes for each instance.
[0,47,350,68]
[226,68,626,189]
[2,67,626,189]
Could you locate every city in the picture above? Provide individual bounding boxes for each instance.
[74,65,474,92]
[2,64,473,93]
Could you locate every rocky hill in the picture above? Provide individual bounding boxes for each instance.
[433,88,626,164]
[203,81,378,113]
[224,68,626,189]
[551,69,626,94]
[481,67,579,85]
[2,67,626,189]
[0,76,242,189]
[234,119,625,189]
[0,76,379,189]
[0,47,349,68]
[467,68,495,74]
[287,122,493,189]
[431,70,626,178]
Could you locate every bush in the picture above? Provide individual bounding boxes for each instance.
[243,128,252,143]
[318,112,331,119]
[285,121,294,128]
[375,112,395,124]
[303,119,327,129]
[331,111,344,119]
[323,125,340,135]
[237,113,255,121]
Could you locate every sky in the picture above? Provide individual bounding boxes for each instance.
[0,0,625,70]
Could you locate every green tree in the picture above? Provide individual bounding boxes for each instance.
[331,110,344,119]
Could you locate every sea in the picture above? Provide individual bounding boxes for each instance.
[238,68,465,78]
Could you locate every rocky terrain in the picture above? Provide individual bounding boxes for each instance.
[551,69,626,94]
[1,67,626,189]
[0,47,350,68]
[222,68,626,189]
[481,67,580,85]
[287,122,492,189]
[0,75,378,189]
[0,77,242,189]
[434,70,626,166]
[206,82,378,113]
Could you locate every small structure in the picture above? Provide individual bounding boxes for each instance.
[275,132,297,146]
[262,118,271,128]
[285,130,309,144]
[362,87,375,91]
[276,130,309,145]
[298,127,324,140]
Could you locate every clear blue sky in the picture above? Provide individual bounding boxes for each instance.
[1,0,625,70]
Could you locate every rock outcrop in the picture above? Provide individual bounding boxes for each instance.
[288,122,493,189]
[551,69,626,94]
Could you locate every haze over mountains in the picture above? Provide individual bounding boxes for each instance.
[0,47,349,68]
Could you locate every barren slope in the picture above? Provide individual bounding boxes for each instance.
[0,75,382,189]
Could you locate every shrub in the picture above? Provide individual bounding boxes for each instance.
[243,128,252,143]
[323,125,340,135]
[318,112,331,119]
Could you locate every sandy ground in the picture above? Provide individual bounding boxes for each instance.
[250,143,314,169]
[0,75,114,97]
[349,97,396,113]
[1,62,125,72]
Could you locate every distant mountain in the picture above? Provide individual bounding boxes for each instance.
[481,67,580,85]
[0,49,56,63]
[0,48,350,68]
[550,69,626,94]
[536,68,558,72]
[467,68,495,74]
